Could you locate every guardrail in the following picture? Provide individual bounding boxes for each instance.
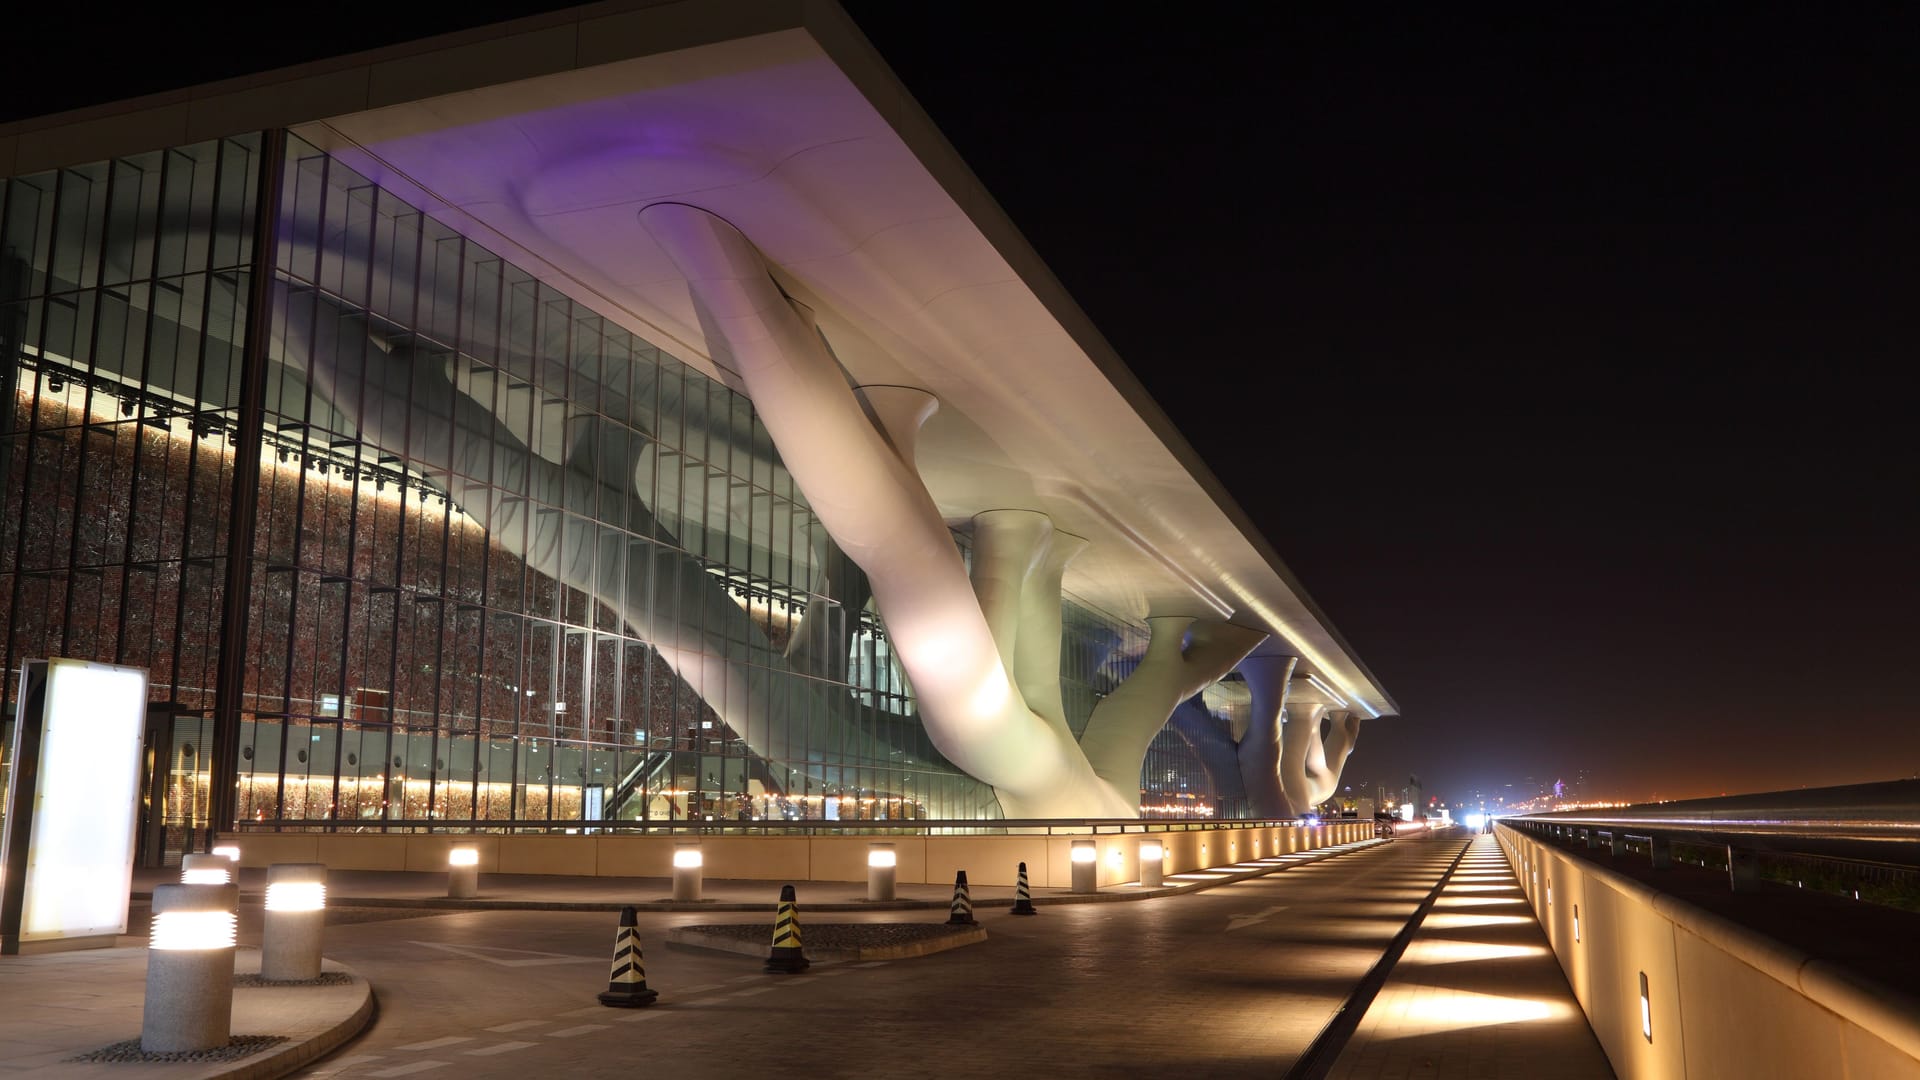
[1511,778,1920,892]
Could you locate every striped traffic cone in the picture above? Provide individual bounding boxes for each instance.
[765,884,810,973]
[947,869,976,926]
[597,906,659,1007]
[1010,862,1038,916]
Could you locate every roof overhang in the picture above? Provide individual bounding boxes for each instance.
[0,0,1397,717]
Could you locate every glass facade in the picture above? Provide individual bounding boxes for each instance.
[0,129,1227,845]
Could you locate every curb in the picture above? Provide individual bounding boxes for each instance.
[210,958,375,1080]
[665,924,989,963]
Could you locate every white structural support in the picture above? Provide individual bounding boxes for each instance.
[641,203,1268,818]
[1078,616,1265,811]
[1236,654,1300,819]
[1281,675,1368,810]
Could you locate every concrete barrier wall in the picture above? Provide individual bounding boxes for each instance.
[221,820,1371,888]
[1496,824,1920,1079]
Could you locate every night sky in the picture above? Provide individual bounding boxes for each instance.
[6,5,1916,805]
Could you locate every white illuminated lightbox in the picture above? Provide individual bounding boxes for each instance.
[1,659,149,953]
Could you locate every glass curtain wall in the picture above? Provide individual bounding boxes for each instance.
[235,134,1001,827]
[0,129,1225,832]
[0,136,263,849]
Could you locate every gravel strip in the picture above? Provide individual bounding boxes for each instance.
[233,972,357,989]
[70,1034,288,1063]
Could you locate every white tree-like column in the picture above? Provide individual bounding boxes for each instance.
[641,204,1264,817]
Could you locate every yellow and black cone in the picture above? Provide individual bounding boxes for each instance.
[597,906,660,1007]
[1010,862,1038,916]
[947,869,976,925]
[765,884,810,973]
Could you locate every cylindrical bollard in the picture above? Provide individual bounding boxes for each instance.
[1070,840,1098,894]
[211,844,241,863]
[867,844,896,902]
[448,845,479,898]
[765,884,810,973]
[598,906,660,1008]
[672,844,704,903]
[1011,862,1038,915]
[143,883,238,1053]
[262,863,327,982]
[180,853,232,885]
[946,870,976,925]
[1139,840,1165,888]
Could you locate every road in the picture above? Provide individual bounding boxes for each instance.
[293,836,1469,1079]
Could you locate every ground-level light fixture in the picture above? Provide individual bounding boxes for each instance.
[262,863,327,981]
[180,853,231,885]
[143,882,238,1053]
[1139,840,1165,888]
[1070,840,1098,894]
[673,844,704,902]
[867,843,896,902]
[448,845,479,898]
[1639,971,1652,1042]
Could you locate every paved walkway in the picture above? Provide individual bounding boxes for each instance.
[1327,834,1614,1079]
[287,836,1469,1079]
[0,949,370,1079]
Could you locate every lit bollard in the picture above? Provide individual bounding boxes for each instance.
[867,844,896,902]
[262,864,327,982]
[181,853,232,885]
[448,846,479,898]
[212,844,241,863]
[1139,841,1165,888]
[672,844,704,903]
[1070,840,1098,894]
[142,883,238,1053]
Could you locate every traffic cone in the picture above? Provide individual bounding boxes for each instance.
[597,906,659,1007]
[1010,862,1038,916]
[765,884,810,973]
[947,869,976,925]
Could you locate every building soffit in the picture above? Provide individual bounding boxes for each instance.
[0,0,1396,718]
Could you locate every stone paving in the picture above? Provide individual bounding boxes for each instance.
[0,949,370,1079]
[1327,834,1615,1079]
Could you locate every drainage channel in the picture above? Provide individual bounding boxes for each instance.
[1286,834,1475,1080]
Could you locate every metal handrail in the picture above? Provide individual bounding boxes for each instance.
[227,815,1328,837]
[1512,778,1920,869]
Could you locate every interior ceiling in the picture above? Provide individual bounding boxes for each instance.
[298,27,1390,716]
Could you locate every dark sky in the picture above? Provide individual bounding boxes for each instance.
[7,4,1917,804]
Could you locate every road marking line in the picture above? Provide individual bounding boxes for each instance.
[557,1006,613,1017]
[485,1020,550,1033]
[464,1041,537,1056]
[851,961,889,968]
[545,1024,609,1038]
[306,1054,384,1075]
[729,974,763,982]
[396,1036,473,1051]
[607,1011,658,1023]
[679,983,724,994]
[729,985,779,997]
[681,998,722,1007]
[409,941,603,967]
[367,1063,450,1078]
